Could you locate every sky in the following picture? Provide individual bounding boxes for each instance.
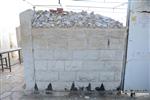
[0,0,128,35]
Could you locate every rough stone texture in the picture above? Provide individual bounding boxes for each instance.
[20,10,127,91]
[76,72,99,82]
[36,71,59,82]
[47,61,65,71]
[32,10,124,28]
[20,10,35,90]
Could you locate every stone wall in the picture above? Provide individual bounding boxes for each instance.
[20,10,127,91]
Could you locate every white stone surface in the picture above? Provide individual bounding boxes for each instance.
[104,61,123,71]
[114,71,122,81]
[34,50,53,60]
[33,38,48,49]
[100,72,115,82]
[47,61,65,71]
[48,38,68,49]
[100,50,124,60]
[54,50,73,60]
[35,60,48,71]
[65,61,82,71]
[109,38,125,50]
[32,10,123,28]
[20,9,126,90]
[87,37,108,49]
[76,72,99,82]
[82,61,105,71]
[68,38,87,50]
[36,71,59,81]
[73,50,99,60]
[59,72,76,81]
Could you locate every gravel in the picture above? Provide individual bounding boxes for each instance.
[32,10,123,28]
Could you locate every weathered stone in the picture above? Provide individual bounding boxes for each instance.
[34,50,53,60]
[87,37,108,49]
[36,71,59,81]
[54,50,73,60]
[82,61,105,71]
[59,72,76,81]
[65,61,82,71]
[77,72,99,82]
[47,61,65,71]
[20,9,126,91]
[100,72,115,82]
[32,10,123,28]
[35,60,48,71]
[73,50,99,60]
[99,50,124,60]
[68,38,87,50]
[48,38,68,49]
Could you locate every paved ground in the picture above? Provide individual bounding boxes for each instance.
[0,63,150,100]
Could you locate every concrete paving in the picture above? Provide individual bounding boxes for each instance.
[0,64,150,100]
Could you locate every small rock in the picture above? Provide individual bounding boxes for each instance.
[84,96,90,99]
[32,10,123,28]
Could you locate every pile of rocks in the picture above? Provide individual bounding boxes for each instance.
[32,10,123,28]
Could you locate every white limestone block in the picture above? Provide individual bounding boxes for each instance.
[100,72,115,82]
[100,50,124,60]
[107,29,127,39]
[54,50,73,60]
[77,72,99,82]
[33,38,48,50]
[47,61,65,71]
[82,61,105,71]
[85,29,106,38]
[73,50,99,60]
[104,61,123,71]
[59,72,76,81]
[36,71,59,81]
[109,38,125,50]
[35,60,48,71]
[65,61,82,71]
[34,50,53,60]
[68,29,86,39]
[88,37,107,49]
[68,38,87,50]
[48,38,68,49]
[114,71,122,81]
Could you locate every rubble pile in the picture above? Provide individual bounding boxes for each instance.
[32,10,123,28]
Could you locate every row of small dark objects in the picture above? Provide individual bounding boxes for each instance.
[33,82,121,96]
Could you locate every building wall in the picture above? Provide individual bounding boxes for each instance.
[20,10,127,91]
[124,0,150,91]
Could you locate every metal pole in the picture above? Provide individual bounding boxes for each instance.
[58,0,61,4]
[121,0,131,91]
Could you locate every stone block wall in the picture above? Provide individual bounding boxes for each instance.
[20,10,127,91]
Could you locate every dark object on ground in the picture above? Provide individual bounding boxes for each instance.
[116,85,121,91]
[130,90,135,97]
[95,87,101,91]
[46,83,53,94]
[70,82,78,91]
[116,85,121,95]
[79,87,84,91]
[99,83,105,91]
[95,83,105,91]
[86,83,91,91]
[34,83,39,94]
